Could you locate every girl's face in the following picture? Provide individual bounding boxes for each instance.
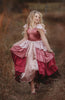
[33,13,40,24]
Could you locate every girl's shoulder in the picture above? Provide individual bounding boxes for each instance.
[23,24,27,28]
[36,24,47,34]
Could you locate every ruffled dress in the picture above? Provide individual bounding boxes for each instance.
[10,24,58,83]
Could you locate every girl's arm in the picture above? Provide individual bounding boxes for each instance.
[38,29,53,52]
[23,28,28,40]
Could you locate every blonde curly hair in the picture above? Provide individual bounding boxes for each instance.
[22,10,45,35]
[27,10,44,27]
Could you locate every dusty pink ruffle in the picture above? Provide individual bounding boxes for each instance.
[10,46,27,58]
[10,40,54,63]
[36,48,55,63]
[10,40,58,82]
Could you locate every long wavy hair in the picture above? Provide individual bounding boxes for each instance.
[22,10,45,35]
[27,10,44,28]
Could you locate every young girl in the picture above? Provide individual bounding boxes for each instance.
[10,10,60,94]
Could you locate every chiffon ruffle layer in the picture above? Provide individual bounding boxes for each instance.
[10,40,58,82]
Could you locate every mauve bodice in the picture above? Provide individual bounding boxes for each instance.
[27,28,41,41]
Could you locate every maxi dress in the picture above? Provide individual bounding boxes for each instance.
[10,24,58,83]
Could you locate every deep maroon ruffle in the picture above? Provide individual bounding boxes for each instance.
[10,43,58,83]
[11,51,58,83]
[11,52,26,73]
[37,57,58,76]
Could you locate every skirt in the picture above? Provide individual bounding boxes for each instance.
[10,39,58,83]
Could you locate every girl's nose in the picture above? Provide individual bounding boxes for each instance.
[36,18,39,20]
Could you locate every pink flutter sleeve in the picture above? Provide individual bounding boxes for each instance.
[36,24,47,34]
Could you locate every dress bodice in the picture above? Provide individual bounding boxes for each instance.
[23,24,47,41]
[27,28,41,41]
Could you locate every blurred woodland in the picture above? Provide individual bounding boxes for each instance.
[0,0,65,100]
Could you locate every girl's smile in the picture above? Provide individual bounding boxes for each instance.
[33,13,40,24]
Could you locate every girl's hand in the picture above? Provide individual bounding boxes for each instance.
[47,49,53,53]
[47,49,55,55]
